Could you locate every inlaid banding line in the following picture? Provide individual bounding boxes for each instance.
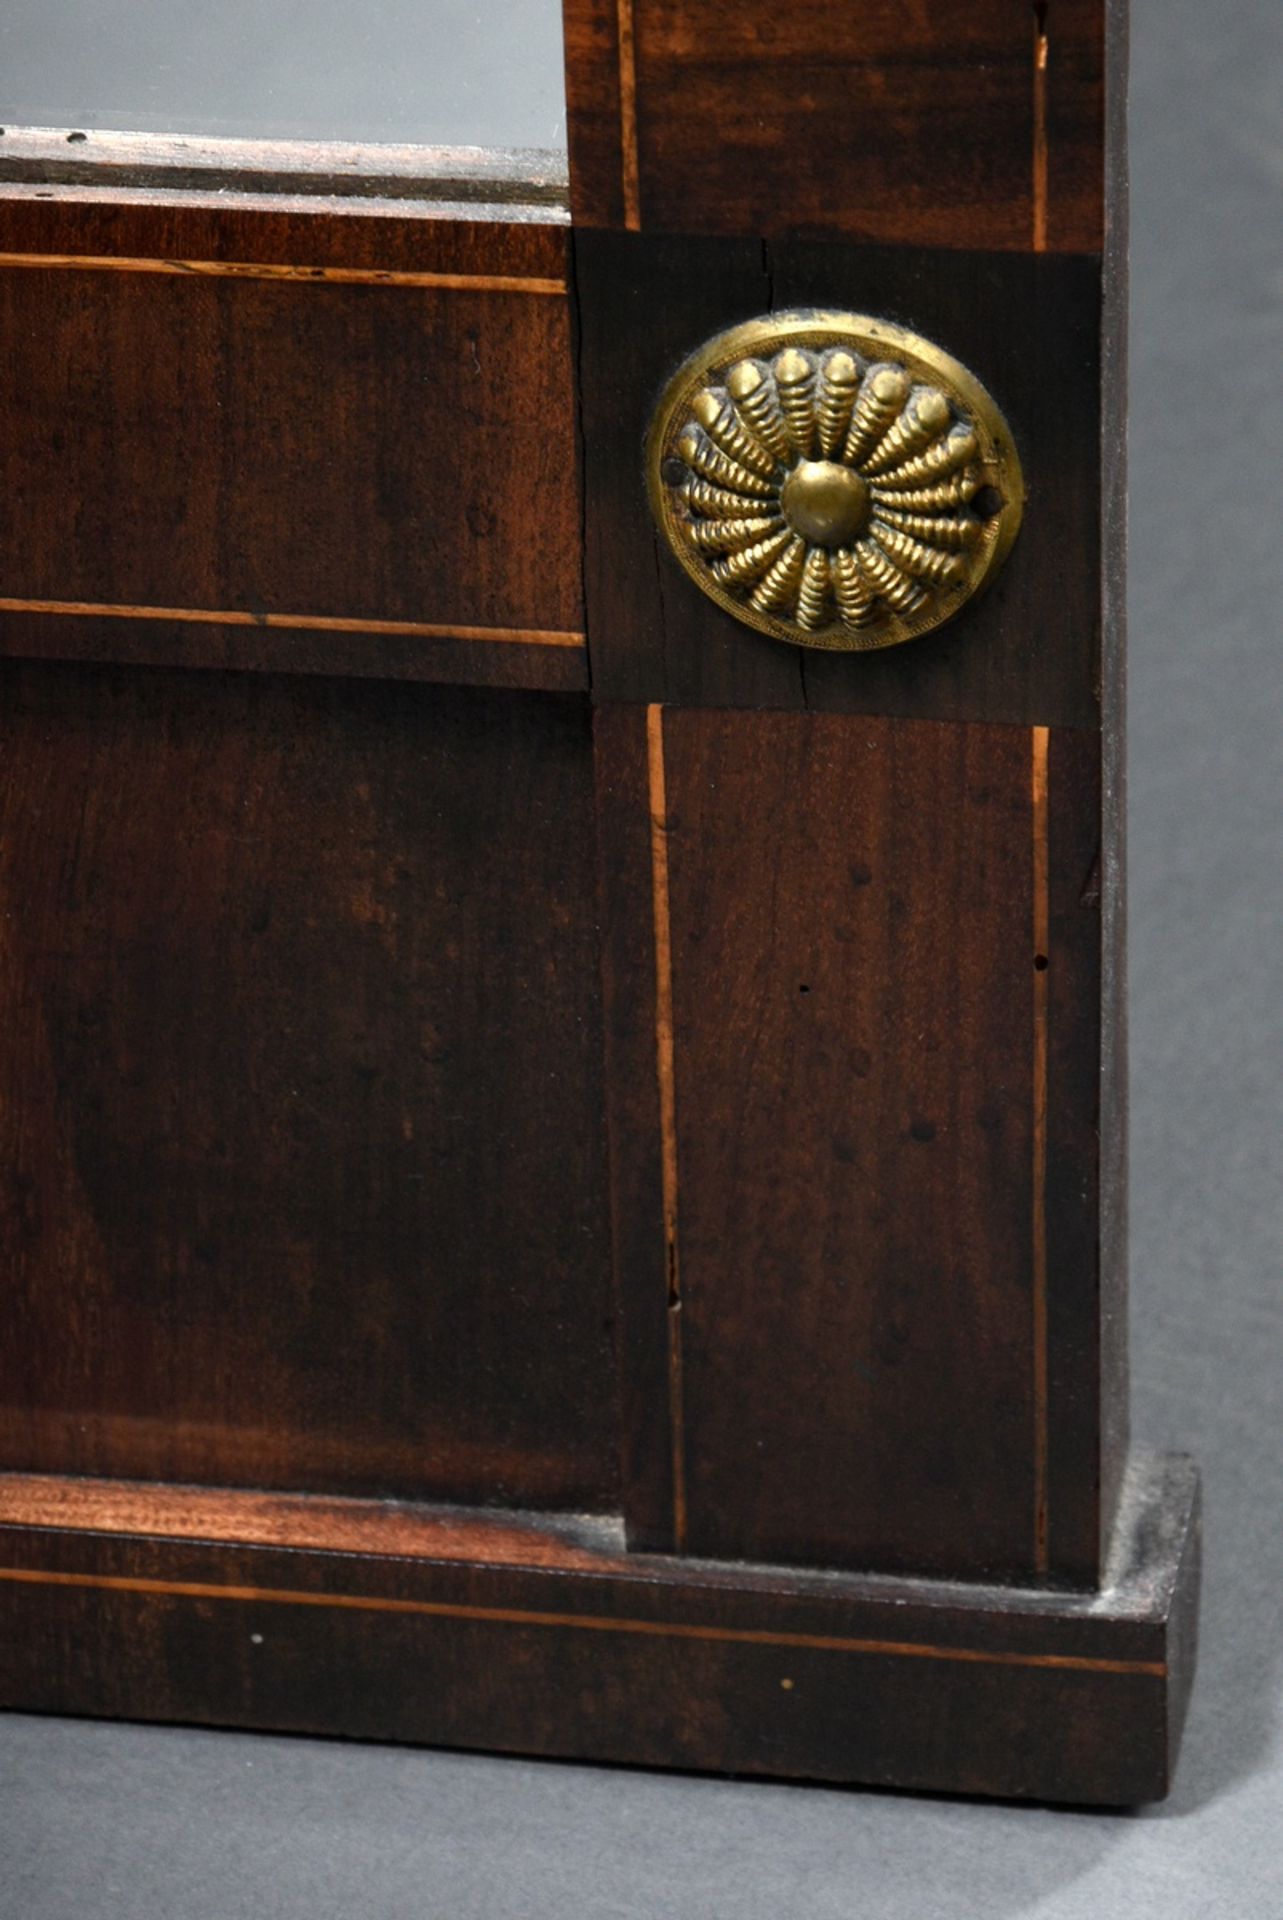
[1032,724,1051,1571]
[616,0,642,230]
[0,598,584,648]
[0,1565,1166,1676]
[0,252,566,295]
[1033,7,1050,252]
[646,704,687,1551]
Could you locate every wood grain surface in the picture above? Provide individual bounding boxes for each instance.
[0,190,570,277]
[593,707,681,1550]
[564,0,1109,251]
[0,1474,626,1569]
[626,709,1042,1577]
[0,194,580,689]
[0,1452,1200,1805]
[0,0,1163,1799]
[597,707,1116,1580]
[0,662,618,1510]
[1042,726,1120,1580]
[596,707,1115,1581]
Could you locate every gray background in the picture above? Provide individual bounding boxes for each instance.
[1,0,1281,1913]
[0,0,568,149]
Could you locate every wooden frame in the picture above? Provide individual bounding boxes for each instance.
[0,0,1199,1805]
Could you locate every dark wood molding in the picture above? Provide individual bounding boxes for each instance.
[0,1452,1199,1805]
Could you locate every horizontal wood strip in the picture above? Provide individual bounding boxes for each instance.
[0,195,570,281]
[0,251,566,294]
[0,599,583,648]
[0,1565,1164,1676]
[0,126,569,213]
[0,618,589,694]
[0,1473,625,1568]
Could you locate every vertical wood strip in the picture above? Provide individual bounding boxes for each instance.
[646,704,687,1548]
[616,0,642,229]
[1032,724,1051,1571]
[1033,8,1050,252]
[1042,726,1110,1581]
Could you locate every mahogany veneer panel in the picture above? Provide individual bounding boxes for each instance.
[598,706,1108,1580]
[0,195,581,688]
[0,662,618,1509]
[665,710,1035,1578]
[564,0,1107,251]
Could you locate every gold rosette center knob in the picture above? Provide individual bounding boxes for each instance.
[646,311,1025,654]
[780,461,870,547]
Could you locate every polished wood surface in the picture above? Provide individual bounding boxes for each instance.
[0,1453,1199,1805]
[664,708,1035,1578]
[593,706,680,1550]
[0,1474,625,1568]
[0,0,1197,1807]
[0,663,618,1509]
[0,196,581,691]
[597,706,1111,1581]
[564,0,1108,251]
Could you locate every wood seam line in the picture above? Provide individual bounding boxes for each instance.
[1032,724,1051,1573]
[1033,7,1050,252]
[646,703,687,1551]
[0,1566,1165,1675]
[0,253,566,294]
[615,0,642,230]
[0,599,584,648]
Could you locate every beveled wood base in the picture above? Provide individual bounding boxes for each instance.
[0,1451,1198,1806]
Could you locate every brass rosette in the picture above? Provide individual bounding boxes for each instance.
[646,311,1024,652]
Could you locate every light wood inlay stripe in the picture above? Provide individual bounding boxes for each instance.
[1032,724,1051,1572]
[0,252,566,295]
[1032,10,1050,252]
[616,0,642,230]
[0,599,584,648]
[646,704,687,1551]
[0,1566,1165,1676]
